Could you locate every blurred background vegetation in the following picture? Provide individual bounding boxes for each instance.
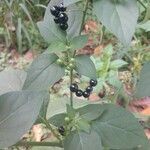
[0,0,50,54]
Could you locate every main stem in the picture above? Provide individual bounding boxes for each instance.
[15,141,62,147]
[70,69,73,107]
[69,0,89,107]
[80,0,89,34]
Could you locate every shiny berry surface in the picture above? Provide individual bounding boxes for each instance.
[54,17,60,24]
[58,126,65,136]
[58,13,68,23]
[59,23,68,31]
[82,91,90,98]
[58,3,66,12]
[75,90,83,97]
[86,86,93,93]
[90,79,97,87]
[70,83,78,92]
[98,90,106,98]
[50,6,59,17]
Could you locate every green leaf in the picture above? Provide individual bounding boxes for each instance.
[66,104,76,119]
[16,18,22,53]
[19,3,35,28]
[107,73,122,88]
[49,113,66,127]
[144,4,150,22]
[64,130,103,150]
[76,119,91,133]
[48,103,102,127]
[75,55,97,79]
[138,21,150,32]
[70,35,88,50]
[0,68,26,95]
[104,44,113,56]
[67,4,83,38]
[22,24,32,48]
[23,53,65,90]
[93,0,139,45]
[47,41,68,52]
[92,104,148,149]
[46,97,90,119]
[110,59,128,69]
[77,104,104,122]
[36,92,50,124]
[63,0,82,7]
[37,19,66,44]
[135,62,150,98]
[0,90,46,148]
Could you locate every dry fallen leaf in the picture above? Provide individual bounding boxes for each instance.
[84,20,99,33]
[141,107,150,116]
[32,124,43,142]
[93,45,104,56]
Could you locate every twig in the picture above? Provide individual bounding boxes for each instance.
[79,0,89,34]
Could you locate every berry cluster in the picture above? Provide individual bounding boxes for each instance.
[58,126,65,136]
[70,79,97,98]
[50,3,68,31]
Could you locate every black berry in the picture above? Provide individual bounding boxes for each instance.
[86,86,93,93]
[58,3,66,12]
[58,126,65,136]
[59,23,68,31]
[54,17,60,24]
[70,83,78,92]
[50,6,60,17]
[58,13,68,24]
[98,90,106,98]
[90,79,97,87]
[75,89,83,97]
[82,91,90,98]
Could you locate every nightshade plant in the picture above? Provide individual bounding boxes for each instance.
[0,0,150,150]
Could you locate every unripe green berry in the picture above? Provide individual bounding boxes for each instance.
[56,59,63,65]
[64,117,70,123]
[69,63,74,69]
[66,66,71,70]
[70,58,75,63]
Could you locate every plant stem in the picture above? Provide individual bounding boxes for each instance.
[70,69,73,107]
[79,0,89,33]
[39,116,62,143]
[15,141,62,147]
[69,0,89,107]
[137,0,147,10]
